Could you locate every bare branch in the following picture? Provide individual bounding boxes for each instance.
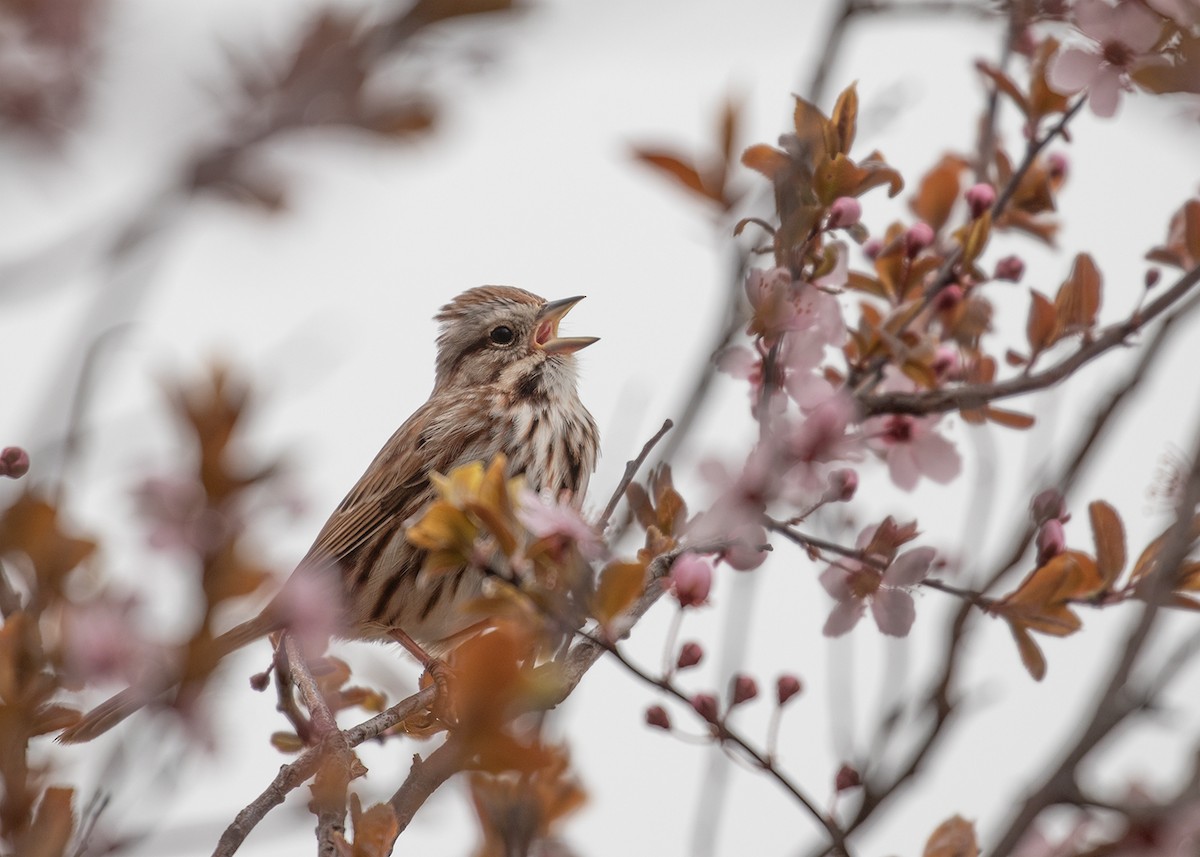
[597,419,673,530]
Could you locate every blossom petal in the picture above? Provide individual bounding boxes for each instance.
[871,589,916,637]
[913,430,962,484]
[1112,1,1162,51]
[884,546,937,586]
[886,448,920,492]
[823,599,865,637]
[819,563,856,601]
[1087,65,1124,118]
[1047,48,1103,94]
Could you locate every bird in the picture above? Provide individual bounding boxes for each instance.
[60,285,599,743]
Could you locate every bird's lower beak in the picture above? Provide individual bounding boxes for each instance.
[535,295,599,354]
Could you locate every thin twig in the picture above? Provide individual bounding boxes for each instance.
[212,685,437,856]
[388,735,469,839]
[860,262,1200,417]
[597,419,673,529]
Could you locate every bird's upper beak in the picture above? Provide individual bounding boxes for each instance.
[534,295,599,354]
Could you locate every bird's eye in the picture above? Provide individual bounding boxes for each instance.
[489,325,515,346]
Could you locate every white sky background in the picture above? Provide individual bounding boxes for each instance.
[2,0,1200,855]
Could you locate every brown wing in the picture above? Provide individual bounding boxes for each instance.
[298,396,495,570]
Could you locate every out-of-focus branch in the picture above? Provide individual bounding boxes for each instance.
[806,0,999,104]
[988,414,1200,857]
[387,735,470,839]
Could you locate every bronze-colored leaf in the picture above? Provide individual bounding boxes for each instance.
[741,144,792,181]
[346,795,399,857]
[23,786,74,857]
[911,154,968,233]
[1054,253,1102,333]
[923,814,980,857]
[985,407,1035,429]
[830,82,859,155]
[976,61,1030,116]
[1009,621,1047,680]
[1026,289,1057,353]
[1089,501,1126,589]
[592,560,647,627]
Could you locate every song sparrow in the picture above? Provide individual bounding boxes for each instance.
[61,286,599,742]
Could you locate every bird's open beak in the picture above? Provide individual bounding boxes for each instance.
[535,295,599,354]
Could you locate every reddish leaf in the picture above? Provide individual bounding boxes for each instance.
[1054,253,1102,333]
[24,787,74,857]
[1089,501,1126,589]
[985,407,1035,429]
[741,144,792,181]
[829,83,859,155]
[911,154,968,233]
[1008,621,1047,681]
[1026,289,1057,353]
[592,560,647,627]
[924,814,980,857]
[632,150,709,199]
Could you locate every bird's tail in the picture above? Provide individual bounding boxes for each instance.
[57,611,279,744]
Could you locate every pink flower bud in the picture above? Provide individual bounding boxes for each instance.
[904,222,935,257]
[645,705,671,730]
[931,345,961,380]
[862,238,883,260]
[730,674,758,706]
[1036,519,1066,565]
[825,468,858,503]
[0,447,30,479]
[249,670,271,692]
[676,641,704,669]
[934,284,964,313]
[1047,152,1069,182]
[965,182,996,219]
[1030,488,1067,525]
[993,255,1026,283]
[1145,268,1161,289]
[835,764,862,791]
[670,554,713,608]
[776,675,803,705]
[827,197,862,229]
[691,693,720,724]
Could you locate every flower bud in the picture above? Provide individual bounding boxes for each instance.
[691,693,720,724]
[0,447,30,479]
[965,182,996,219]
[676,641,704,669]
[645,705,671,730]
[825,468,858,503]
[1036,519,1066,566]
[776,675,803,705]
[1030,488,1067,525]
[931,345,961,380]
[249,670,271,692]
[904,222,935,257]
[835,764,862,791]
[669,554,713,608]
[1145,268,1161,289]
[862,238,883,260]
[1047,152,1069,182]
[827,197,862,229]
[730,674,758,706]
[934,284,964,313]
[993,254,1026,283]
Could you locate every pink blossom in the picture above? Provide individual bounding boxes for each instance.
[824,468,858,502]
[134,475,230,553]
[1036,519,1066,565]
[776,674,803,705]
[933,283,964,313]
[677,641,704,669]
[819,538,936,637]
[691,452,774,571]
[866,413,962,491]
[827,196,862,229]
[1147,0,1200,27]
[63,598,155,685]
[669,554,713,608]
[729,674,758,705]
[905,222,935,256]
[994,254,1026,282]
[965,182,996,218]
[786,393,859,464]
[1047,0,1163,117]
[518,489,603,559]
[862,238,883,260]
[275,566,344,657]
[931,345,963,381]
[0,446,29,479]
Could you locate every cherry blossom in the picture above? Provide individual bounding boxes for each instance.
[518,489,603,559]
[819,533,936,637]
[1047,0,1163,117]
[669,553,713,608]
